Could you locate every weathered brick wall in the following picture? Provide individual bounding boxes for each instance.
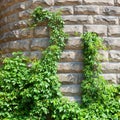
[0,0,120,102]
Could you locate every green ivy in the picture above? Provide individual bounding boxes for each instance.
[0,7,119,120]
[81,32,120,120]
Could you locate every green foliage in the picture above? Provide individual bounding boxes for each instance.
[0,7,119,120]
[31,6,68,49]
[81,32,120,119]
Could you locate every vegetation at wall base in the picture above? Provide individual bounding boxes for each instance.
[81,32,120,120]
[0,7,119,120]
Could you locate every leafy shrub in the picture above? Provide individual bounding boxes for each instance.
[0,7,119,120]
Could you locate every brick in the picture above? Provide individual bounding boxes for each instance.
[0,53,12,59]
[55,0,82,5]
[64,25,83,36]
[117,74,120,84]
[8,2,26,14]
[104,37,120,50]
[93,15,119,25]
[18,9,32,20]
[9,40,30,52]
[60,84,80,95]
[31,0,54,8]
[0,33,8,42]
[54,6,74,15]
[99,50,109,62]
[0,42,9,53]
[0,8,10,18]
[10,20,28,30]
[0,0,26,11]
[31,38,49,50]
[22,1,32,9]
[100,6,120,16]
[0,0,8,10]
[60,50,83,62]
[19,29,33,38]
[0,17,8,26]
[58,62,83,73]
[0,29,33,42]
[84,25,107,36]
[0,31,18,42]
[65,37,82,50]
[108,26,120,37]
[11,30,21,39]
[103,74,118,84]
[83,0,114,5]
[7,13,18,23]
[0,1,29,18]
[34,26,49,38]
[74,5,99,15]
[115,0,120,5]
[102,62,120,73]
[0,20,28,34]
[63,15,93,24]
[0,40,30,53]
[30,51,42,59]
[44,0,55,5]
[109,50,120,62]
[58,73,83,84]
[0,25,8,35]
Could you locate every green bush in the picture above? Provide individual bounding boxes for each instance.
[0,53,82,119]
[0,7,119,120]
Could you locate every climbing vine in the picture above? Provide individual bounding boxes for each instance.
[81,32,120,119]
[0,7,119,120]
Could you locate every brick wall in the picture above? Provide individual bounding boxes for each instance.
[0,0,120,102]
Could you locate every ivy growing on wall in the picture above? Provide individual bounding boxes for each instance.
[81,32,120,119]
[0,7,119,120]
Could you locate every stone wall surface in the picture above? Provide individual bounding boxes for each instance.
[0,0,120,102]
